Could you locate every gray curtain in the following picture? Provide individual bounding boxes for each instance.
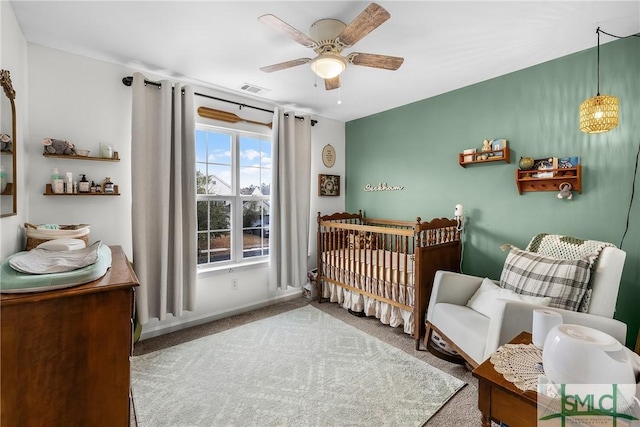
[269,108,312,291]
[131,72,196,324]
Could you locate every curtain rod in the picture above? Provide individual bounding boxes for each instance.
[122,76,317,126]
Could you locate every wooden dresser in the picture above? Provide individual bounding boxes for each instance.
[1,245,138,426]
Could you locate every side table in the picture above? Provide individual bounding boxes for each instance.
[472,331,538,427]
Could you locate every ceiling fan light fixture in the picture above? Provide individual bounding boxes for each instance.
[310,53,347,79]
[259,4,402,90]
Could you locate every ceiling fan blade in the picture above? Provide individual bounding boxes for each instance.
[258,14,318,49]
[260,58,312,73]
[324,76,340,90]
[348,53,404,70]
[335,3,390,48]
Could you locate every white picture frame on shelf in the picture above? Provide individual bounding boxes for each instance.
[463,148,477,162]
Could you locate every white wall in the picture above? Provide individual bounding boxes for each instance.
[27,44,134,257]
[309,117,346,269]
[0,2,29,259]
[22,44,345,338]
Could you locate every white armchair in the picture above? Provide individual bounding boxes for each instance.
[424,245,627,368]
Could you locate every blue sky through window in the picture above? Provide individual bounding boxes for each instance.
[196,129,271,195]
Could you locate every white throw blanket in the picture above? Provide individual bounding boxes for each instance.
[526,233,614,262]
[9,241,102,274]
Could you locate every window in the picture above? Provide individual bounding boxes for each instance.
[196,125,271,267]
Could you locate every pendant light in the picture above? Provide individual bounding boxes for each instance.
[579,27,619,134]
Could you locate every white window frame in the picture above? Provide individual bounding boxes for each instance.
[196,122,271,272]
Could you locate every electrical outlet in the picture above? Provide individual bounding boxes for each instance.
[231,279,238,290]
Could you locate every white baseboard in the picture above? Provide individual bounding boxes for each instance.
[139,288,304,340]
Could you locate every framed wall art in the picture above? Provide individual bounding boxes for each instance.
[318,174,340,196]
[322,144,336,168]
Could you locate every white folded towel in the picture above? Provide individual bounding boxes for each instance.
[9,241,102,274]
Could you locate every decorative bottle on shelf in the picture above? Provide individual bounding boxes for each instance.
[104,177,114,194]
[79,174,90,193]
[50,167,64,193]
[101,144,113,159]
[90,181,96,193]
[50,168,59,186]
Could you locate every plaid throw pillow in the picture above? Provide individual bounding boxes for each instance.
[499,247,593,312]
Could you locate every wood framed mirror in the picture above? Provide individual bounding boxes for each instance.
[1,69,17,217]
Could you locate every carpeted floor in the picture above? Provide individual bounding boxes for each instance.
[132,297,481,426]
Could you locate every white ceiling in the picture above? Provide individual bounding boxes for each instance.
[9,1,640,122]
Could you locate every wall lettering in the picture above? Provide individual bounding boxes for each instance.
[364,182,405,192]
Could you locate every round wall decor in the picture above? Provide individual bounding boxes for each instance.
[322,144,336,168]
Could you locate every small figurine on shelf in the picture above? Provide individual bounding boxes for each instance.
[42,138,76,155]
[519,156,535,170]
[0,133,12,151]
[557,182,573,200]
[477,139,492,160]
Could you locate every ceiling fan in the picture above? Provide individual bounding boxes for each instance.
[258,3,404,90]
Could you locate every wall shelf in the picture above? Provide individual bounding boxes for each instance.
[1,183,14,195]
[459,148,510,167]
[44,183,120,196]
[43,152,120,162]
[515,165,581,194]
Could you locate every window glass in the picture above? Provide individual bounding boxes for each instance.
[239,135,271,195]
[196,125,271,267]
[197,200,231,264]
[242,200,269,257]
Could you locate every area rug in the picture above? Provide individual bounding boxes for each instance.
[131,305,465,426]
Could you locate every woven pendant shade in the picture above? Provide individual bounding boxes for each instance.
[579,28,620,134]
[579,94,619,133]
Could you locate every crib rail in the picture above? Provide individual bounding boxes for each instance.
[317,212,418,312]
[416,217,461,247]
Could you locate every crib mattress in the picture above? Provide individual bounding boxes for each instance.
[0,244,112,293]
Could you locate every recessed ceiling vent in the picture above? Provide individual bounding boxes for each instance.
[239,83,270,95]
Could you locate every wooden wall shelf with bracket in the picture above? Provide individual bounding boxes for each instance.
[44,183,120,196]
[515,165,581,194]
[43,152,120,162]
[459,148,510,167]
[1,183,14,196]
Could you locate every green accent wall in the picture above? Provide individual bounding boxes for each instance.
[345,36,640,347]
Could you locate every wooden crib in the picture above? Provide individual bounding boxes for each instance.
[316,211,462,348]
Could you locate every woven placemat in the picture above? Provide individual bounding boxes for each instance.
[490,343,545,391]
